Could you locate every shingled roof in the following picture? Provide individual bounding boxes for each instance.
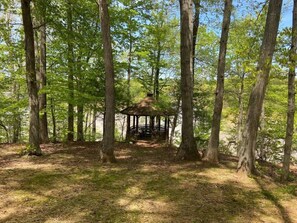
[120,93,175,116]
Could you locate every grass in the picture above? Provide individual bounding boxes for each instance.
[0,141,296,223]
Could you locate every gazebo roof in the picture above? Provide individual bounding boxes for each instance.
[120,93,175,116]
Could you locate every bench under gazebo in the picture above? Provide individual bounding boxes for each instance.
[121,93,175,141]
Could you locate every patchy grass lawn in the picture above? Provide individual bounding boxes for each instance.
[0,141,296,223]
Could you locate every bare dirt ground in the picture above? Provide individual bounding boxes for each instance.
[0,141,296,223]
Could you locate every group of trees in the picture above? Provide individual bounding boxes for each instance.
[0,0,296,178]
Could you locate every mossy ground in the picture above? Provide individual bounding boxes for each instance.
[0,141,296,223]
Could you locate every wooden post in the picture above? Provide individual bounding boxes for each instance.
[126,115,130,141]
[164,117,167,140]
[136,116,139,135]
[166,117,170,142]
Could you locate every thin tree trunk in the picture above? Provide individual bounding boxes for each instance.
[21,0,41,155]
[92,107,97,141]
[192,0,201,78]
[38,6,49,143]
[0,122,9,143]
[12,82,21,143]
[176,0,200,161]
[77,104,84,141]
[170,95,181,145]
[154,41,161,101]
[84,109,89,136]
[50,97,57,143]
[206,0,232,163]
[67,0,74,142]
[4,5,21,143]
[282,0,297,181]
[98,0,116,162]
[236,73,245,155]
[237,0,282,174]
[126,33,132,140]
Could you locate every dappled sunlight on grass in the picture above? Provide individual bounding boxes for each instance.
[0,141,296,222]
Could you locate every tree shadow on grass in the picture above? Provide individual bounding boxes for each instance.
[254,177,293,223]
[0,168,265,223]
[0,141,294,222]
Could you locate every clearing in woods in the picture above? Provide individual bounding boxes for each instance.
[0,141,296,223]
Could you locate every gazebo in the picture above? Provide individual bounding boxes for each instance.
[120,93,175,141]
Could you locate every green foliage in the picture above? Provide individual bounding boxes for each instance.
[0,0,295,165]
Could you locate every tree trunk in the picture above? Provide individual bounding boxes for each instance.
[77,104,84,141]
[98,0,116,163]
[126,33,132,140]
[154,41,161,101]
[192,0,201,78]
[92,107,97,141]
[21,0,41,155]
[282,0,297,181]
[176,0,200,161]
[237,0,282,174]
[50,97,57,143]
[206,0,232,163]
[12,82,21,143]
[4,6,21,143]
[236,73,245,155]
[170,95,181,145]
[67,0,74,142]
[38,6,49,143]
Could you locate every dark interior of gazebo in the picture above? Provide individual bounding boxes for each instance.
[120,93,175,141]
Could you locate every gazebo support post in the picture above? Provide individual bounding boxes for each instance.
[150,116,154,135]
[126,115,130,141]
[166,117,170,142]
[164,117,167,140]
[136,116,139,137]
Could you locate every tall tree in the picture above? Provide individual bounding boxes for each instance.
[237,0,282,174]
[98,0,116,162]
[21,0,41,155]
[205,0,232,163]
[67,0,74,142]
[176,0,200,161]
[282,0,297,181]
[192,0,201,77]
[36,1,49,143]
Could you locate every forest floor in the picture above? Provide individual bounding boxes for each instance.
[0,141,297,223]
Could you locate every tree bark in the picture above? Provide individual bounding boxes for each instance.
[192,0,201,78]
[12,82,21,143]
[282,0,297,181]
[77,104,84,141]
[126,33,132,140]
[176,0,200,161]
[237,0,282,174]
[38,5,49,143]
[50,97,57,143]
[170,95,181,145]
[154,41,161,101]
[4,5,21,143]
[92,107,97,141]
[67,0,74,142]
[21,0,41,155]
[236,73,245,156]
[98,0,116,162]
[206,0,232,163]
